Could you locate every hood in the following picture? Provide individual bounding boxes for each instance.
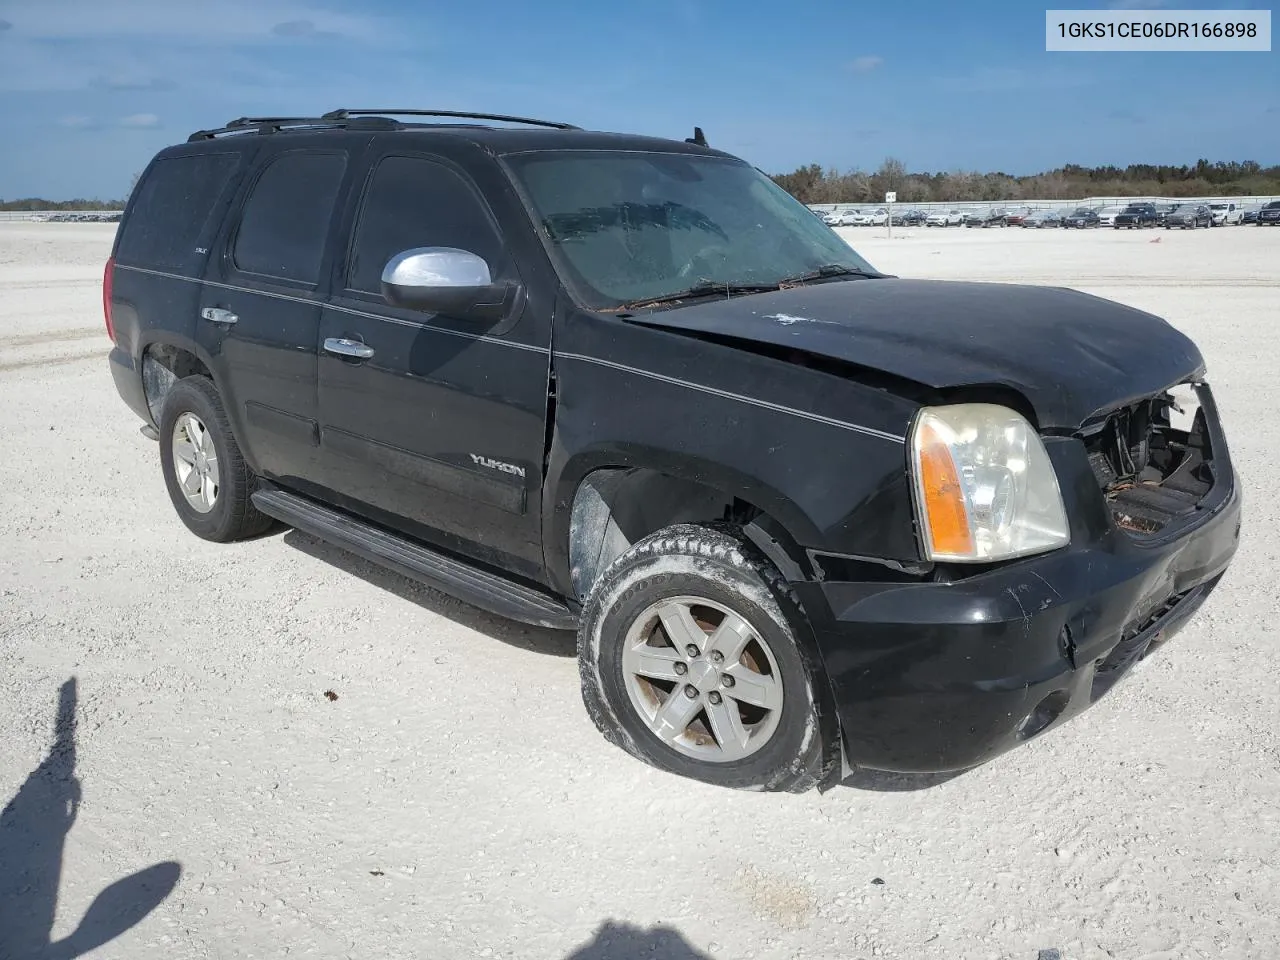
[625,278,1204,431]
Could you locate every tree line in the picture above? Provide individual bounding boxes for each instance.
[5,159,1278,210]
[771,158,1280,204]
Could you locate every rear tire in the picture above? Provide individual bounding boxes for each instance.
[158,376,276,543]
[577,523,837,792]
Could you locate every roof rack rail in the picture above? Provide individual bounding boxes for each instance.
[320,108,582,130]
[187,114,404,142]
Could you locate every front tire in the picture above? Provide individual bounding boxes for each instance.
[158,376,275,542]
[577,524,837,792]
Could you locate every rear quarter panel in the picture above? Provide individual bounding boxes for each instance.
[108,144,259,422]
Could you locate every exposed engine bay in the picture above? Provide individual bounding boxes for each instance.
[1083,383,1215,537]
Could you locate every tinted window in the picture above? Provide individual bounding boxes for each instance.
[233,151,347,284]
[347,156,505,294]
[116,152,241,273]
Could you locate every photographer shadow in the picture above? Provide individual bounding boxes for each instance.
[0,678,180,960]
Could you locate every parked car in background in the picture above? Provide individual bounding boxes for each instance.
[857,208,889,226]
[1095,205,1124,227]
[1241,206,1262,225]
[965,208,1008,228]
[1165,204,1212,229]
[1209,202,1243,226]
[837,209,864,226]
[1114,203,1159,228]
[1155,203,1181,226]
[822,209,842,226]
[1022,210,1062,228]
[1003,206,1033,226]
[1061,208,1100,228]
[893,209,928,226]
[1258,200,1280,225]
[926,209,963,226]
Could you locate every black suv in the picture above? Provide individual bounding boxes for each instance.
[1258,200,1280,225]
[105,110,1241,792]
[1114,203,1160,228]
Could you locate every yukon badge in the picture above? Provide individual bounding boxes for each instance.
[470,454,526,479]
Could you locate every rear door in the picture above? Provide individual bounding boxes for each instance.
[314,150,553,580]
[200,144,353,485]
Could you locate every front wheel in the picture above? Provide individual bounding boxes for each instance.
[158,376,276,542]
[577,524,837,792]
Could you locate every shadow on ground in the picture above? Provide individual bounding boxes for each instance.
[0,677,180,960]
[282,530,578,656]
[281,530,970,795]
[565,921,713,959]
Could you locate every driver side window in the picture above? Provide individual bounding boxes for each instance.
[346,155,507,295]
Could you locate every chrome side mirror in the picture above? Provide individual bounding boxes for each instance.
[380,247,516,321]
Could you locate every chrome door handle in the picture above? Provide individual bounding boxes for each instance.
[200,307,238,325]
[323,337,375,359]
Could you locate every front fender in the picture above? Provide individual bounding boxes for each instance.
[541,312,925,597]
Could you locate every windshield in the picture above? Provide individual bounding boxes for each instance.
[504,150,877,308]
[1122,205,1144,213]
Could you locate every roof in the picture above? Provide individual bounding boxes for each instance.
[181,109,737,160]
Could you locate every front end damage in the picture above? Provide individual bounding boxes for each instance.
[802,377,1241,780]
[1081,381,1223,539]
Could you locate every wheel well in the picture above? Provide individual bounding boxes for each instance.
[567,467,810,601]
[142,344,212,424]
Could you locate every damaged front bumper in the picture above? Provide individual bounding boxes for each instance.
[793,423,1242,775]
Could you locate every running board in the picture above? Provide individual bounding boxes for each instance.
[251,487,579,630]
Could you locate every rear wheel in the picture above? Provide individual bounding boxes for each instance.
[158,376,275,542]
[577,524,837,792]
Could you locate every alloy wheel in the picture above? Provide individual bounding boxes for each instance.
[171,412,220,513]
[621,596,784,763]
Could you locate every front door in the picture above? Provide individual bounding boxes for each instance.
[315,151,552,581]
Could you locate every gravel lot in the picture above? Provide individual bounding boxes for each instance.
[1,221,1277,960]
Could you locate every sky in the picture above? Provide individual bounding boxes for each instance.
[0,0,1276,199]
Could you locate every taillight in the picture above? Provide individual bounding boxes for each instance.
[102,256,116,342]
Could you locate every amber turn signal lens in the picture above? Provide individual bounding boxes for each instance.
[916,419,975,558]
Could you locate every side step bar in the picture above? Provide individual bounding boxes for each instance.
[251,486,579,630]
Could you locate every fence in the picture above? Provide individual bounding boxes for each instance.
[0,210,123,221]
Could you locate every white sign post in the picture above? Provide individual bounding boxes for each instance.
[885,191,896,238]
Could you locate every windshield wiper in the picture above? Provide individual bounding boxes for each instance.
[620,279,782,309]
[618,266,881,311]
[778,264,878,284]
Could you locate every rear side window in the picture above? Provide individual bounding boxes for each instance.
[232,151,347,285]
[116,152,241,273]
[346,155,505,294]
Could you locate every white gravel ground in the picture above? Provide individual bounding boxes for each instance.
[1,221,1277,960]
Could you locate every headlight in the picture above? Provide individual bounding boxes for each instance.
[909,403,1070,562]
